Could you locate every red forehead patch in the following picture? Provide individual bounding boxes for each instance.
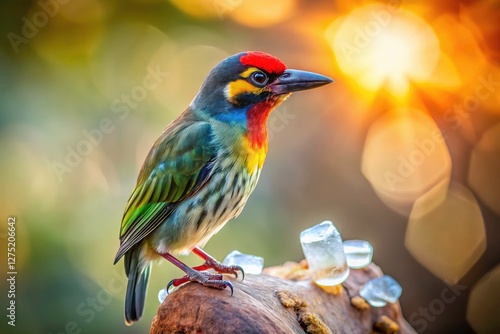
[240,51,287,74]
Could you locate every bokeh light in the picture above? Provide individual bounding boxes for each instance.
[89,22,172,100]
[169,0,297,27]
[326,4,440,99]
[149,44,229,113]
[466,265,500,333]
[228,0,297,28]
[169,0,223,19]
[57,0,108,24]
[428,14,486,91]
[28,1,104,65]
[468,123,500,216]
[405,182,486,284]
[361,108,451,216]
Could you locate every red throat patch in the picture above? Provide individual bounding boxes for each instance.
[240,52,287,74]
[245,95,286,149]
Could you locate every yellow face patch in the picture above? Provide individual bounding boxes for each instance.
[225,80,259,104]
[225,67,269,104]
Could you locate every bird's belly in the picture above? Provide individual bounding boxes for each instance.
[149,165,261,256]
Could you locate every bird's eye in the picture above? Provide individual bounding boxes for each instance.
[250,71,268,86]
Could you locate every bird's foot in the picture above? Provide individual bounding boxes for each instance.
[166,269,234,295]
[192,257,245,281]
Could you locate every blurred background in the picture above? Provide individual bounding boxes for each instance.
[0,0,499,333]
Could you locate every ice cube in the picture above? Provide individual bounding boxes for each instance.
[158,288,168,304]
[300,221,349,286]
[343,240,373,269]
[222,250,264,275]
[359,275,402,307]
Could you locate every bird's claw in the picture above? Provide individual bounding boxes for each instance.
[204,279,234,296]
[198,258,245,282]
[225,280,234,296]
[234,265,245,281]
[166,271,234,295]
[166,280,175,295]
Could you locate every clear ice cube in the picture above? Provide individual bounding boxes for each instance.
[158,288,168,304]
[222,250,264,275]
[359,275,402,307]
[300,221,350,286]
[343,240,373,269]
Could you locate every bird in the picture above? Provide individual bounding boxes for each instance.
[114,51,333,325]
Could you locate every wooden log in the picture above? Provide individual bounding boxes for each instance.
[150,261,416,334]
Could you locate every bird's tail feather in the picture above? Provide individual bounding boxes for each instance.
[124,247,151,326]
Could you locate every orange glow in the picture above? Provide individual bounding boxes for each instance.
[326,4,440,99]
[429,14,487,90]
[229,0,297,28]
[169,0,296,24]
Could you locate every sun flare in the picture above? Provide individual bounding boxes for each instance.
[327,4,440,99]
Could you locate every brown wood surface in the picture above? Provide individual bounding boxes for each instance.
[150,262,417,334]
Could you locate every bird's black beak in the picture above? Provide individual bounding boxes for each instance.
[269,69,334,95]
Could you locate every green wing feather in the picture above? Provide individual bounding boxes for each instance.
[114,115,216,263]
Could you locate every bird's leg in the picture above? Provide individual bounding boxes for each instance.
[161,253,233,295]
[191,247,244,280]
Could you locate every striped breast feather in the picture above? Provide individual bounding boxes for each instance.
[114,114,216,263]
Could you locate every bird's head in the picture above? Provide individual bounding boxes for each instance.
[191,51,333,126]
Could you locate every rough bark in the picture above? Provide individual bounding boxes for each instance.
[150,261,417,334]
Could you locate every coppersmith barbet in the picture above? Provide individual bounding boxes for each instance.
[114,51,333,325]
